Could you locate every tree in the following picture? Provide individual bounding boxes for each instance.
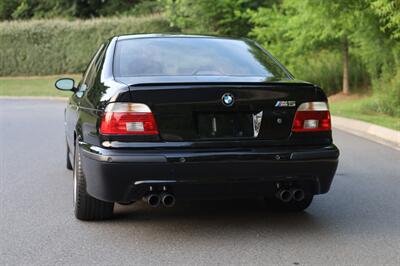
[163,0,278,37]
[251,0,369,94]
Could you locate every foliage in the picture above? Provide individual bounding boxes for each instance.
[371,0,400,39]
[0,14,175,76]
[127,0,164,16]
[0,0,19,20]
[249,0,371,94]
[367,69,400,117]
[2,0,75,20]
[292,51,370,96]
[249,0,399,115]
[0,0,155,20]
[250,0,367,56]
[162,0,276,36]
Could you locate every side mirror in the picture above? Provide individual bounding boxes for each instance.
[55,78,75,91]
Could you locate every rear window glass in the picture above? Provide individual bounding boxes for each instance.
[113,37,288,79]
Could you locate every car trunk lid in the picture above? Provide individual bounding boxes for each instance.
[126,82,317,142]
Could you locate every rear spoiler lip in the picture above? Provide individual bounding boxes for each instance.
[115,76,313,88]
[126,80,314,88]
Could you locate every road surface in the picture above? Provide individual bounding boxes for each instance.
[1,99,399,265]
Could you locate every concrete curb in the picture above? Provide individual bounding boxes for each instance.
[0,96,68,101]
[332,116,400,150]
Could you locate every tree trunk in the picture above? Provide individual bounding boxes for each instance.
[342,37,350,95]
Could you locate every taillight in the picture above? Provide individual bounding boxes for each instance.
[292,102,331,132]
[100,103,159,135]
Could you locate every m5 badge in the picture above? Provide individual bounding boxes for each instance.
[275,101,296,107]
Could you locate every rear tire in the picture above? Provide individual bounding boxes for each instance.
[265,194,313,212]
[66,142,73,170]
[73,141,114,220]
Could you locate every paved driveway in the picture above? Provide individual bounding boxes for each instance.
[1,99,399,265]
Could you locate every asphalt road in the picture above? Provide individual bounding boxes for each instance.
[1,99,400,265]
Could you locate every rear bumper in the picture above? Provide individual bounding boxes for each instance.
[79,143,339,202]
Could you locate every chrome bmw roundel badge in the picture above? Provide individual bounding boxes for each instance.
[221,93,234,107]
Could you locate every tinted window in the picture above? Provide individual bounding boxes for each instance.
[79,43,106,93]
[113,37,288,79]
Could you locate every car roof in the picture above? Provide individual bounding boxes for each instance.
[116,33,245,41]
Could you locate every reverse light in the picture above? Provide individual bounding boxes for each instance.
[292,102,331,132]
[100,103,159,135]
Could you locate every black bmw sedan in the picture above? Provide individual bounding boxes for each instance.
[55,34,339,220]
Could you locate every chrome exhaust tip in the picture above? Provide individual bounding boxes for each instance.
[144,193,161,207]
[276,189,292,202]
[291,189,305,201]
[161,193,176,208]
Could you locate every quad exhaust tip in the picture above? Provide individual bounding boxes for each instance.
[161,193,176,208]
[276,189,292,202]
[144,193,161,207]
[291,188,305,201]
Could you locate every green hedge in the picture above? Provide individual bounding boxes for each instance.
[0,15,176,76]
